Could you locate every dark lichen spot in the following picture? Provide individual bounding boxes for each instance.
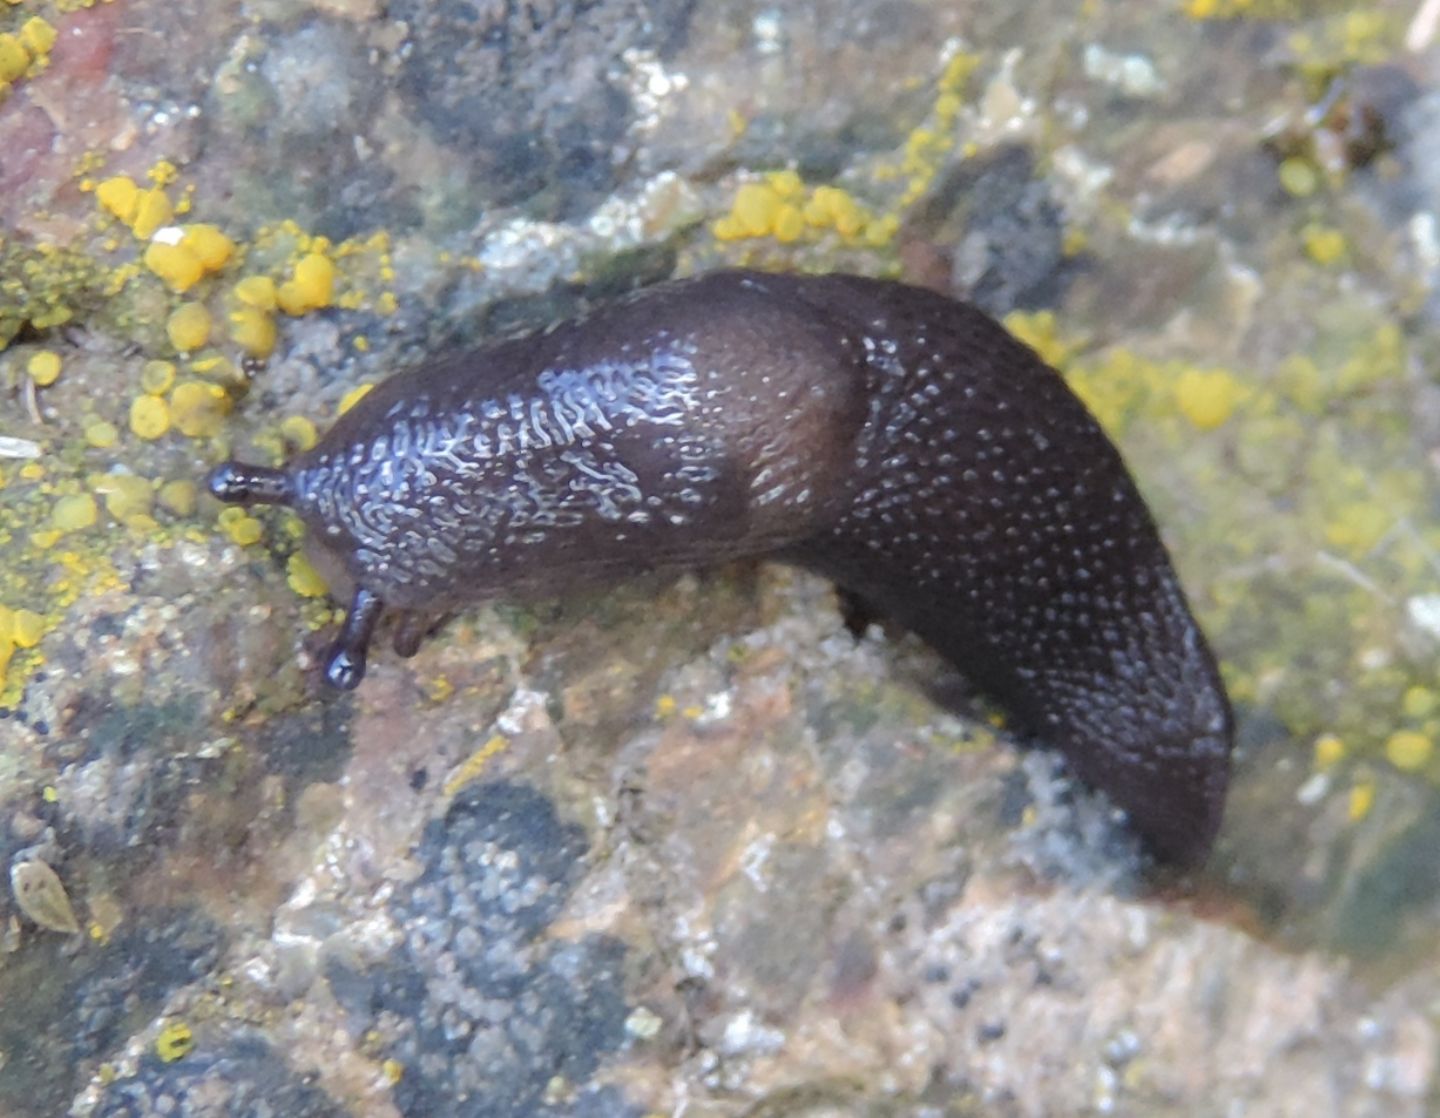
[906,146,1073,315]
[392,0,697,219]
[254,701,352,786]
[92,1035,343,1118]
[328,781,633,1118]
[50,695,218,858]
[0,909,223,1118]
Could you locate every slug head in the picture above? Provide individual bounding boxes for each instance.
[206,462,295,507]
[207,460,378,689]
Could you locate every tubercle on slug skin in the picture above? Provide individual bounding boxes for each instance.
[207,269,1235,866]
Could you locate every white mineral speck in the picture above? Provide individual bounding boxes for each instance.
[740,834,773,889]
[624,1006,663,1040]
[1405,593,1440,640]
[1082,44,1165,97]
[752,10,782,53]
[721,1009,786,1056]
[1295,771,1331,806]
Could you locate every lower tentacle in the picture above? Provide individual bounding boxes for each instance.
[324,587,384,690]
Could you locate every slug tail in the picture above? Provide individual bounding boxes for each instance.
[789,273,1235,865]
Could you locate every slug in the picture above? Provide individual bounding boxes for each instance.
[208,270,1233,864]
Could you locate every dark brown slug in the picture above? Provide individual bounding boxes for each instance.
[208,269,1233,864]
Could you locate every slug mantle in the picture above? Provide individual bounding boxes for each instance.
[208,269,1234,865]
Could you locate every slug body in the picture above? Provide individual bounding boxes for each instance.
[209,270,1233,864]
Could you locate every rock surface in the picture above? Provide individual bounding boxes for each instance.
[0,1,1438,1116]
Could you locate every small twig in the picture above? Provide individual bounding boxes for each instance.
[22,376,44,425]
[1314,550,1395,604]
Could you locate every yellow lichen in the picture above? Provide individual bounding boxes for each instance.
[728,182,784,238]
[1347,779,1375,821]
[84,420,119,449]
[1312,732,1345,771]
[1004,309,1085,370]
[136,222,234,291]
[338,383,373,415]
[157,479,197,517]
[1323,501,1390,557]
[144,241,205,293]
[1288,10,1398,84]
[1174,368,1246,431]
[155,1022,194,1063]
[286,553,328,598]
[129,394,171,440]
[713,172,889,248]
[1302,224,1347,265]
[1337,320,1403,394]
[19,17,56,57]
[0,33,29,83]
[11,609,44,649]
[95,176,140,224]
[130,188,173,240]
[228,306,276,358]
[280,415,318,452]
[280,512,307,541]
[218,508,263,546]
[1274,354,1326,414]
[278,252,336,314]
[140,359,177,395]
[166,301,212,352]
[146,159,180,187]
[226,518,263,547]
[1184,0,1304,19]
[26,349,61,386]
[1277,157,1318,198]
[804,185,867,237]
[180,224,235,271]
[772,204,804,243]
[862,214,900,246]
[233,275,279,312]
[767,169,804,199]
[875,47,981,207]
[1384,730,1432,772]
[92,474,154,520]
[444,735,510,797]
[1402,687,1436,719]
[50,493,98,533]
[0,607,13,676]
[169,381,230,438]
[424,675,455,703]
